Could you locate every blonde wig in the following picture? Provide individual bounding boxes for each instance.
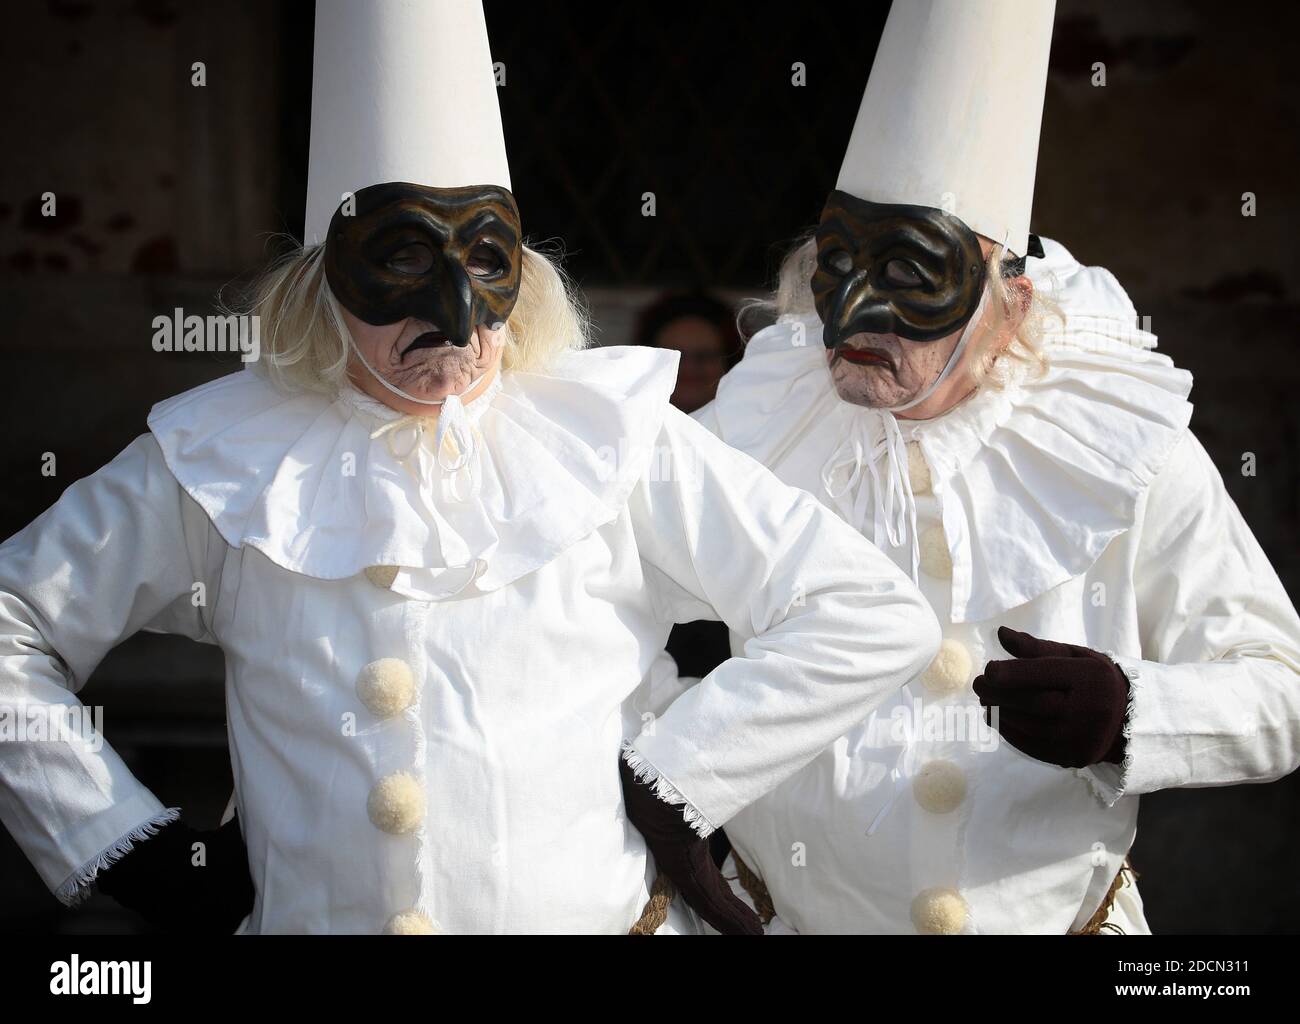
[239,240,590,395]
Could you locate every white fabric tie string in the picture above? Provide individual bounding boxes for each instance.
[369,395,478,479]
[346,330,487,496]
[820,280,992,585]
[822,411,920,585]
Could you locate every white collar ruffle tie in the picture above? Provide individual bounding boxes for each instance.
[818,285,989,585]
[360,376,501,502]
[821,409,920,585]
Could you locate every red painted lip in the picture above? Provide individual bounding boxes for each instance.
[838,347,894,369]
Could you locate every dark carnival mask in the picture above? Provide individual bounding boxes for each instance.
[812,189,1032,349]
[324,182,523,346]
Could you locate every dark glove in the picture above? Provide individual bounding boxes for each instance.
[95,813,254,933]
[619,758,762,935]
[972,626,1130,769]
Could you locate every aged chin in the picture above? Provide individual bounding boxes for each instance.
[390,350,477,398]
[831,359,909,409]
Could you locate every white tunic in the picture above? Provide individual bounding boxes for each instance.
[0,345,938,933]
[691,239,1300,934]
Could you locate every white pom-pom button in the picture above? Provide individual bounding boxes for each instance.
[367,771,425,834]
[906,441,932,496]
[910,888,968,934]
[912,760,967,814]
[363,565,400,590]
[919,523,952,579]
[356,658,417,718]
[384,910,442,935]
[921,639,972,695]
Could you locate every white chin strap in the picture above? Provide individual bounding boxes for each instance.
[349,335,485,476]
[890,229,1009,415]
[885,285,990,415]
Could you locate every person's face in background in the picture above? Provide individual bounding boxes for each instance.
[656,315,729,412]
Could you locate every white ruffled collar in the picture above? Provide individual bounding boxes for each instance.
[148,346,678,601]
[708,237,1194,623]
[341,374,502,503]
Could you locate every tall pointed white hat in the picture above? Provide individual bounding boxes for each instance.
[304,0,511,245]
[835,0,1055,256]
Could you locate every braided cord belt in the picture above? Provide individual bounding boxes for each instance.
[731,852,776,926]
[1069,861,1139,936]
[628,872,676,935]
[719,853,1138,935]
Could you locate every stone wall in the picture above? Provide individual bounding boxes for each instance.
[1,0,1297,933]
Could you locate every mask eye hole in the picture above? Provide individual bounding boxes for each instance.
[385,242,434,276]
[467,242,505,278]
[822,249,853,276]
[882,258,924,289]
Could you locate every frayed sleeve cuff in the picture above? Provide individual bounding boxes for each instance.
[53,806,181,907]
[621,742,717,839]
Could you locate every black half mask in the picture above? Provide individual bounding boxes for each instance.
[324,182,522,347]
[812,189,1026,349]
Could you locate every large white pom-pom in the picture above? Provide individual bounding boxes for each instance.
[367,771,425,834]
[919,524,952,579]
[906,441,932,496]
[910,888,968,934]
[363,565,400,590]
[912,760,968,814]
[356,658,417,718]
[921,639,972,695]
[384,910,441,935]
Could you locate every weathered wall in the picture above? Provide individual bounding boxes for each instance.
[0,0,1296,932]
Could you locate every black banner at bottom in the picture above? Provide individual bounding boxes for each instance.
[1,935,1282,1013]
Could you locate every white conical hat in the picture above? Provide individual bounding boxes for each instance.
[304,0,511,245]
[835,0,1055,256]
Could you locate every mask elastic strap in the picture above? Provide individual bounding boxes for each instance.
[348,335,487,475]
[887,228,1010,415]
[348,335,486,409]
[886,285,990,415]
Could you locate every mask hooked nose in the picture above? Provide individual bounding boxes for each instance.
[417,255,476,348]
[823,268,894,349]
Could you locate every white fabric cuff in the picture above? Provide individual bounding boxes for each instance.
[53,798,181,907]
[1077,654,1147,806]
[621,742,717,839]
[1077,655,1258,805]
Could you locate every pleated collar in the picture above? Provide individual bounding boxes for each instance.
[148,346,679,600]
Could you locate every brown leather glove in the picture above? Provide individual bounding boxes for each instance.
[973,626,1130,769]
[95,813,254,933]
[619,758,762,935]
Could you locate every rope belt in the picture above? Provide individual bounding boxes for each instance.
[731,853,776,926]
[628,872,676,935]
[627,860,771,935]
[724,853,1138,935]
[1069,861,1139,936]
